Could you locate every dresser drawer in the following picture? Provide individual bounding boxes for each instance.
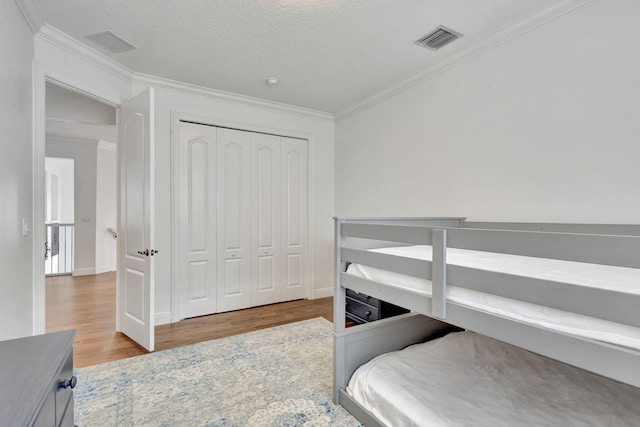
[32,390,55,427]
[346,297,379,322]
[58,397,74,427]
[346,289,379,306]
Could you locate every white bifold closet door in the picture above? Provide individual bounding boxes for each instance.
[251,133,282,307]
[176,123,218,319]
[177,122,308,319]
[280,137,308,302]
[216,128,252,312]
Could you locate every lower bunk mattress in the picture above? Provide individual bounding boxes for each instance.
[346,331,640,427]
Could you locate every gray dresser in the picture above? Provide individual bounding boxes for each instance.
[0,330,77,427]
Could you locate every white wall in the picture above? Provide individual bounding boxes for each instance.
[146,86,336,321]
[0,1,35,340]
[336,0,640,224]
[46,138,98,275]
[45,157,75,223]
[95,141,117,273]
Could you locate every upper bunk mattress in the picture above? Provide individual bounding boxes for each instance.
[346,245,640,350]
[346,331,640,427]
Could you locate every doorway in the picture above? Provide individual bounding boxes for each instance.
[44,82,119,342]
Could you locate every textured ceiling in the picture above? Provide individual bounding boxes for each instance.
[30,0,558,113]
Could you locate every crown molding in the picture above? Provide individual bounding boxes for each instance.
[36,24,134,84]
[132,72,334,122]
[14,0,43,34]
[336,0,593,121]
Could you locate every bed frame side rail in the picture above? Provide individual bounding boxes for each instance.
[466,221,640,236]
[432,228,640,328]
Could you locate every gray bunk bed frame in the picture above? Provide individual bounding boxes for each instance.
[333,217,640,427]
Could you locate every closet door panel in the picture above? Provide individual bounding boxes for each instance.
[188,261,208,300]
[189,142,209,251]
[258,256,275,291]
[280,137,308,301]
[223,258,242,295]
[178,123,217,319]
[251,134,281,306]
[286,253,302,288]
[217,128,251,312]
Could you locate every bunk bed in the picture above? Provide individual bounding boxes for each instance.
[333,217,640,426]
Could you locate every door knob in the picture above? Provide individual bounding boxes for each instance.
[59,375,77,389]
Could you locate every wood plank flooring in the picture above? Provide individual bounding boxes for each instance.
[46,272,333,368]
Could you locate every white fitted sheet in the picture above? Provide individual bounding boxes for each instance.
[346,245,640,350]
[347,331,640,427]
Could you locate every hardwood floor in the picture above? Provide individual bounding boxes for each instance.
[46,272,333,368]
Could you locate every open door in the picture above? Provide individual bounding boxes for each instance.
[117,88,155,351]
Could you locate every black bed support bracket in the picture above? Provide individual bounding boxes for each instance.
[432,229,447,319]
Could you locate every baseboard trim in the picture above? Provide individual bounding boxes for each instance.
[72,267,96,276]
[313,287,333,299]
[95,265,116,275]
[155,312,172,326]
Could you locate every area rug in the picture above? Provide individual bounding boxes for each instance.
[74,318,360,426]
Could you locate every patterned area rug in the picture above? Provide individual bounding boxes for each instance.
[74,318,360,426]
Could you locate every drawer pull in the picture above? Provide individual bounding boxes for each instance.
[60,375,77,389]
[365,311,372,318]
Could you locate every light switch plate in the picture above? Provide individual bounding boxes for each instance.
[22,218,29,236]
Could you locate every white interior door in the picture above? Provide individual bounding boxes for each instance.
[250,133,281,306]
[177,122,218,318]
[217,128,251,312]
[280,137,308,301]
[117,88,155,351]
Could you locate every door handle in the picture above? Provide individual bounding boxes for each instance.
[137,249,159,257]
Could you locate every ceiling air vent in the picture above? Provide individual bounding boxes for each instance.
[415,26,462,51]
[85,31,137,53]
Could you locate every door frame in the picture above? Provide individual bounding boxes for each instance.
[170,111,317,323]
[32,62,123,334]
